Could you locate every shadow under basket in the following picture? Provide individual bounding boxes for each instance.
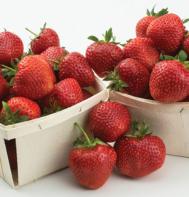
[0,77,108,189]
[109,90,189,158]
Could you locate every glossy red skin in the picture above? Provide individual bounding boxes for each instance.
[88,101,130,142]
[0,74,11,99]
[0,31,24,66]
[114,135,166,178]
[82,89,93,100]
[182,35,189,58]
[136,16,156,37]
[50,78,83,108]
[123,37,160,72]
[59,52,95,87]
[147,13,185,53]
[31,28,60,55]
[116,58,150,97]
[68,143,117,189]
[41,46,69,71]
[150,60,189,102]
[86,42,124,78]
[13,55,55,100]
[0,97,41,120]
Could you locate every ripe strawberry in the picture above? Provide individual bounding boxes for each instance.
[26,23,60,55]
[103,58,150,97]
[122,37,160,72]
[136,5,168,37]
[114,120,166,178]
[44,78,83,111]
[149,51,189,102]
[68,123,117,189]
[0,97,41,125]
[82,89,93,100]
[2,55,55,100]
[182,34,189,58]
[86,28,124,78]
[40,46,69,71]
[59,52,95,87]
[0,73,11,99]
[147,13,185,53]
[88,101,130,142]
[0,30,24,66]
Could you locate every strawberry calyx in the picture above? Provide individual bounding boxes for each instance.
[88,28,120,45]
[48,49,68,71]
[163,50,189,70]
[146,5,168,18]
[103,68,128,92]
[26,23,47,45]
[73,123,107,149]
[126,120,152,139]
[0,101,30,125]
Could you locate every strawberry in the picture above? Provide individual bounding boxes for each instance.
[114,120,166,178]
[136,5,168,38]
[82,89,93,100]
[0,97,41,125]
[149,50,189,102]
[2,55,55,100]
[122,37,160,72]
[182,34,189,58]
[59,52,95,87]
[147,13,185,53]
[40,46,69,71]
[86,28,124,78]
[103,58,150,97]
[88,101,130,142]
[0,73,11,99]
[68,123,117,189]
[26,23,60,55]
[43,78,83,112]
[0,30,24,66]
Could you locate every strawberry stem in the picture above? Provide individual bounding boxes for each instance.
[48,59,59,64]
[25,28,38,37]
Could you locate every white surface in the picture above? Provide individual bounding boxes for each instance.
[1,0,189,195]
[0,155,189,197]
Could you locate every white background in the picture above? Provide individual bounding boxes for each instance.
[1,0,189,196]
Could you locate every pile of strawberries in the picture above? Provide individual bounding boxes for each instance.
[0,5,188,190]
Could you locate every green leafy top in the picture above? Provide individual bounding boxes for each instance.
[126,120,152,139]
[162,50,189,69]
[146,5,168,18]
[0,102,30,125]
[26,23,47,45]
[88,28,120,45]
[103,68,128,92]
[73,123,107,149]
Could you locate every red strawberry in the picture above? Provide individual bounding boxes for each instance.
[182,34,189,58]
[0,30,24,66]
[149,51,189,102]
[0,97,41,125]
[88,101,130,142]
[136,6,168,37]
[86,28,124,78]
[68,123,117,189]
[82,89,93,100]
[147,13,185,53]
[2,55,55,100]
[45,78,83,110]
[123,37,160,72]
[40,46,69,71]
[59,52,95,87]
[114,121,166,178]
[0,73,11,99]
[104,58,150,97]
[26,23,60,55]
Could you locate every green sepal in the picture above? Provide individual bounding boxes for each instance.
[88,36,99,42]
[126,120,152,139]
[5,77,15,87]
[146,5,168,18]
[73,123,107,149]
[178,50,187,63]
[182,19,189,24]
[0,101,30,125]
